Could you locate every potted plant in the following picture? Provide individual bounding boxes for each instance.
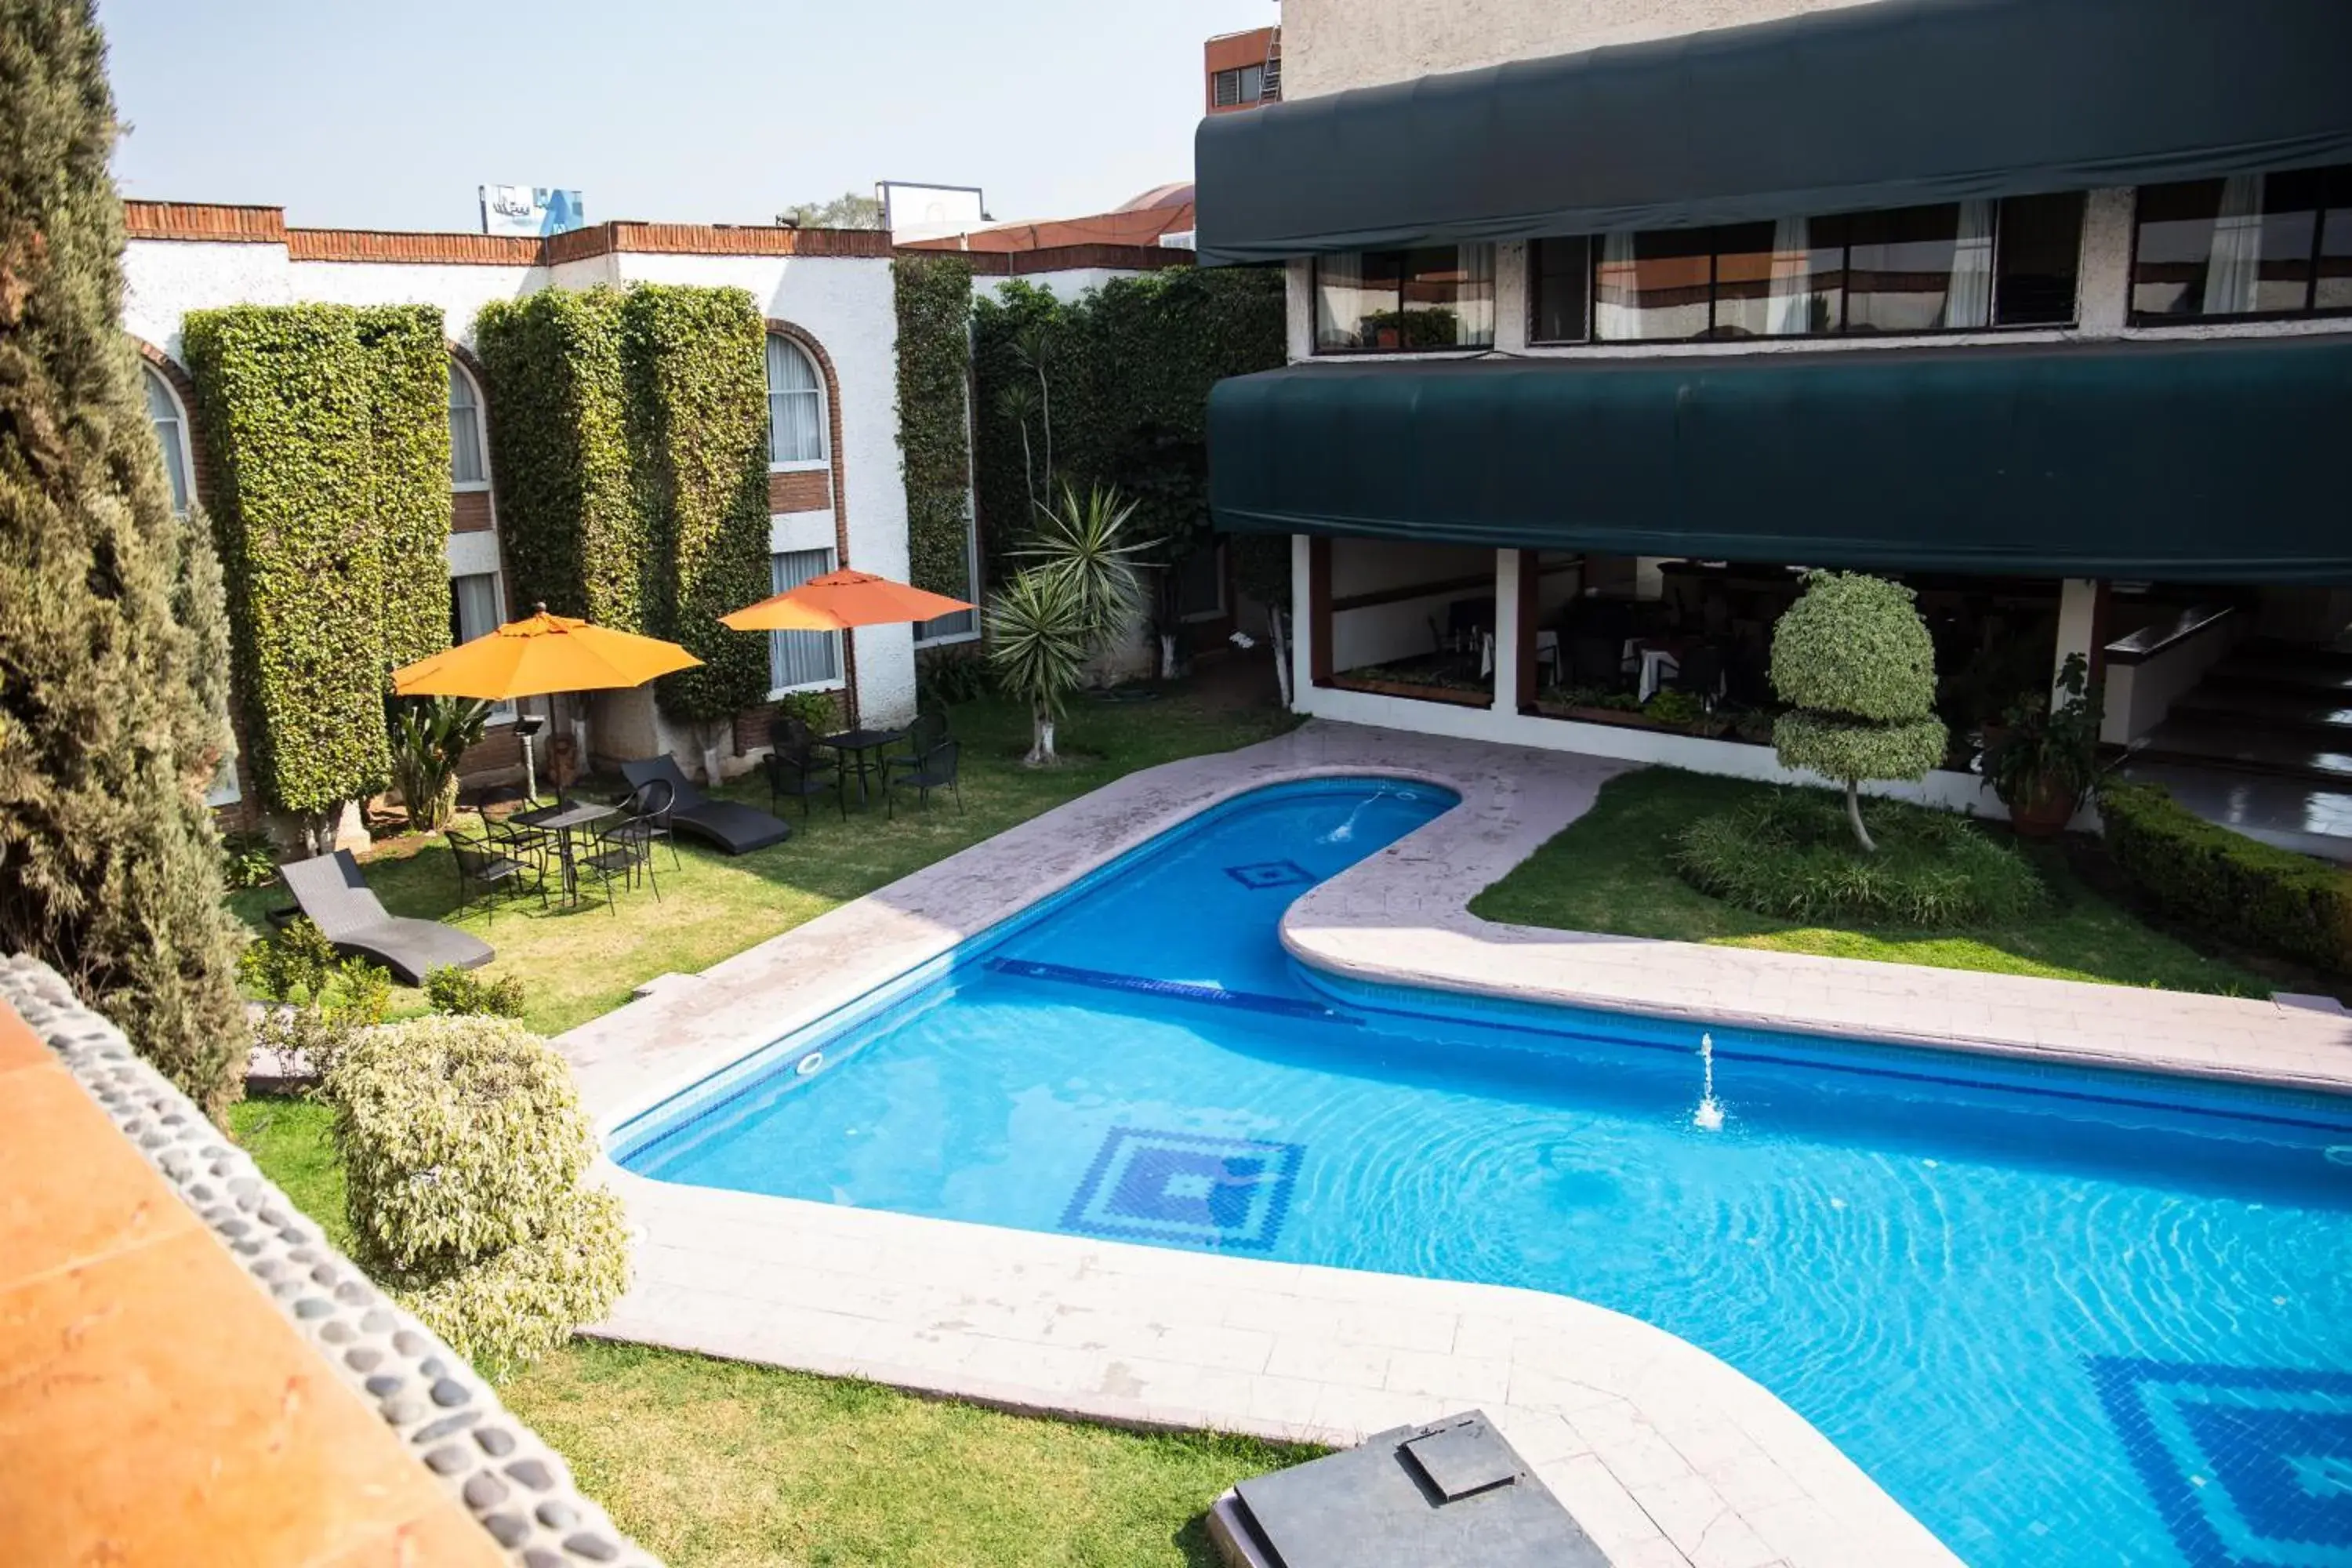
[1984,652,2104,837]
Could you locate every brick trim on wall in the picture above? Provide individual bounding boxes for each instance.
[289,229,544,266]
[765,470,831,514]
[123,201,287,243]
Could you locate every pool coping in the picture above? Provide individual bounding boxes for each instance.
[557,719,2348,1568]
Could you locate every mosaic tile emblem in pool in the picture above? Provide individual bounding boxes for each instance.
[1224,859,1313,891]
[1060,1127,1303,1251]
[2089,1356,2352,1568]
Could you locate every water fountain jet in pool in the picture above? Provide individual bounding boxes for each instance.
[1693,1032,1725,1131]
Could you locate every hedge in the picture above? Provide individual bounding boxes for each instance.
[328,1014,628,1374]
[619,285,773,727]
[971,267,1284,575]
[893,253,977,601]
[183,303,452,815]
[2099,782,2352,974]
[0,0,247,1118]
[474,288,644,629]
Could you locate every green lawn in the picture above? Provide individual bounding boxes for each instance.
[232,687,1298,1036]
[230,1095,1312,1568]
[1470,769,2282,996]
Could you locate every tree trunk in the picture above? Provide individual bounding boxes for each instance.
[1026,706,1058,768]
[1846,779,1878,853]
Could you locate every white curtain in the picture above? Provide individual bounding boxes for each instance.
[1766,215,1814,336]
[143,366,191,514]
[2202,174,2265,316]
[451,572,514,719]
[1943,199,1995,328]
[1594,230,1639,340]
[766,336,825,464]
[1456,243,1497,347]
[448,365,485,485]
[768,550,840,691]
[1315,252,1370,347]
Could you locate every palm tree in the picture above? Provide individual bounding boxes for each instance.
[988,570,1091,766]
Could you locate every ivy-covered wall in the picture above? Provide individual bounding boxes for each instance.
[183,303,452,816]
[971,267,1285,579]
[620,285,773,727]
[474,288,644,630]
[891,253,975,601]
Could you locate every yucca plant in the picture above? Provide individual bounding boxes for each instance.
[988,569,1093,766]
[1011,483,1156,642]
[388,696,491,831]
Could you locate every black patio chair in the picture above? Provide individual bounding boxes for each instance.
[1671,644,1726,709]
[573,818,646,913]
[764,725,845,819]
[612,776,680,871]
[883,738,961,819]
[900,709,949,760]
[448,826,547,920]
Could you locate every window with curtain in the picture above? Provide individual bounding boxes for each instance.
[766,336,826,466]
[1585,194,2082,342]
[448,572,514,720]
[769,548,842,690]
[1313,245,1496,352]
[143,365,191,515]
[2131,164,2352,320]
[1529,236,1592,343]
[448,364,487,487]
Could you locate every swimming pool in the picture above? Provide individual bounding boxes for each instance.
[616,777,2352,1568]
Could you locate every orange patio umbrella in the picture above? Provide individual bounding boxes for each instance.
[721,570,976,728]
[718,568,974,634]
[392,605,702,702]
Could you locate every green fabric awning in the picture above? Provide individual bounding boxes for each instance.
[1207,336,2352,583]
[1194,0,2352,265]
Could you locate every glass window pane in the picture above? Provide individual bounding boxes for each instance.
[1845,204,1962,333]
[2318,169,2352,311]
[1708,222,1780,338]
[1240,64,1263,102]
[765,337,825,463]
[1530,236,1590,343]
[142,367,191,514]
[1595,229,1711,341]
[1214,69,1240,107]
[448,365,485,485]
[450,572,514,719]
[1994,191,2084,325]
[769,549,841,689]
[1315,252,1400,350]
[2132,178,2222,317]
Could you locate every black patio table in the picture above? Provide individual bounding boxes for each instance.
[528,798,617,906]
[820,726,908,806]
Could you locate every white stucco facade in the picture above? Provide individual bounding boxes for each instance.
[123,216,926,808]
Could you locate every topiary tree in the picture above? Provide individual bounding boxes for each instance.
[0,0,249,1118]
[328,1014,629,1375]
[1769,571,1947,853]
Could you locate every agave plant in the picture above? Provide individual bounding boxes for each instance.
[389,696,492,831]
[987,569,1093,766]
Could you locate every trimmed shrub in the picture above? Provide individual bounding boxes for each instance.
[474,288,645,629]
[1769,572,1947,851]
[1677,789,2042,927]
[329,1014,627,1374]
[2100,783,2352,974]
[424,964,525,1018]
[183,302,452,818]
[895,253,978,601]
[239,917,390,1078]
[0,0,247,1118]
[619,285,773,730]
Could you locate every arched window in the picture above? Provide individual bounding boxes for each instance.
[448,361,488,487]
[765,335,826,468]
[142,365,193,515]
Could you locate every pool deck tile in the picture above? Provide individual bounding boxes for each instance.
[562,720,2352,1568]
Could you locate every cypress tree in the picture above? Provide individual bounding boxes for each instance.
[0,0,247,1116]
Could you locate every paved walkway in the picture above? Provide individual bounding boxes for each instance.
[561,720,2350,1568]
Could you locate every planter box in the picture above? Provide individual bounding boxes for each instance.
[1333,675,1494,709]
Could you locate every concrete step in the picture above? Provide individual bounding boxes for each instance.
[2172,684,2352,734]
[2133,713,2352,786]
[2118,760,2352,863]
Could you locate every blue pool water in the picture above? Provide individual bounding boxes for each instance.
[619,779,2352,1568]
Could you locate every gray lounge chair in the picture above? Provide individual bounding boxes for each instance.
[618,756,793,856]
[279,850,494,985]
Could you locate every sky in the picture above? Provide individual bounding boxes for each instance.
[95,0,1271,232]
